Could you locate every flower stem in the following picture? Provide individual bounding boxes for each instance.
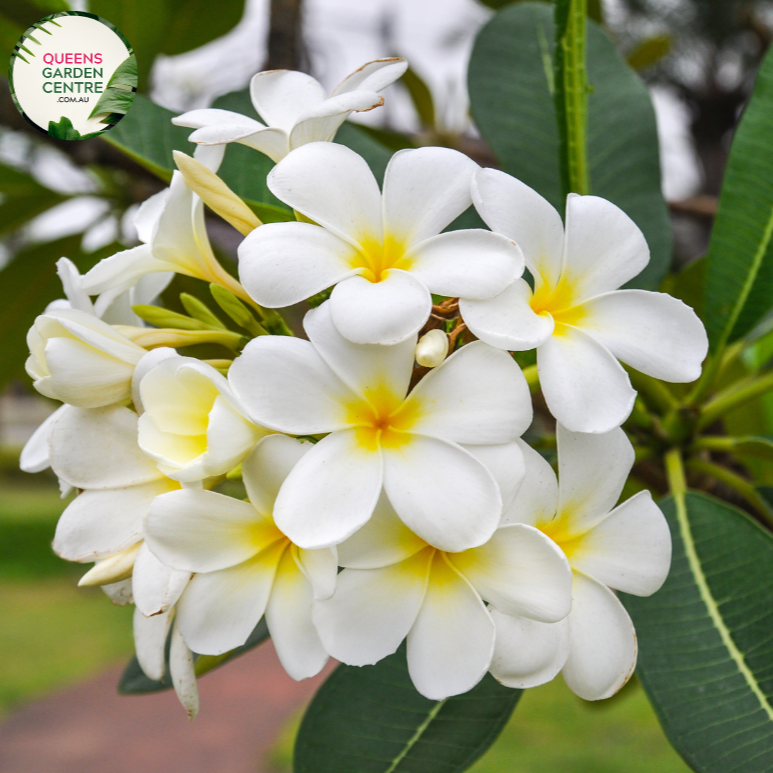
[522,364,540,393]
[697,369,773,430]
[686,458,773,525]
[665,448,687,499]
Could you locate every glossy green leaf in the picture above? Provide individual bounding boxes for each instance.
[0,236,118,391]
[468,2,671,289]
[48,116,82,140]
[293,645,520,773]
[119,618,269,695]
[400,66,436,130]
[704,46,773,352]
[623,492,773,773]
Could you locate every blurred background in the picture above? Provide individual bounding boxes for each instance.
[0,0,770,769]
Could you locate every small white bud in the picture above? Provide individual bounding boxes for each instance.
[415,329,450,368]
[78,542,142,587]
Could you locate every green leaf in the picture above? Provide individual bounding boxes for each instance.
[119,618,269,695]
[623,492,773,773]
[626,34,672,71]
[468,2,671,289]
[293,645,520,773]
[0,236,118,392]
[89,54,137,120]
[400,66,436,130]
[704,46,773,352]
[0,162,68,237]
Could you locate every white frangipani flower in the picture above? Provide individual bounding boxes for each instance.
[137,354,266,483]
[489,425,671,700]
[313,493,572,700]
[172,59,408,163]
[145,435,334,681]
[230,302,532,552]
[238,143,524,345]
[460,170,708,433]
[80,145,245,303]
[26,308,148,408]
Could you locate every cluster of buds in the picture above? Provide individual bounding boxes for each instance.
[21,58,708,717]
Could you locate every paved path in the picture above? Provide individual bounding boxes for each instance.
[0,641,334,773]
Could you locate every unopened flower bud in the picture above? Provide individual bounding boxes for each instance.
[78,542,142,587]
[26,308,146,408]
[415,329,450,368]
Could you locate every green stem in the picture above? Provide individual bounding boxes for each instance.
[554,0,590,197]
[697,369,773,430]
[628,369,678,414]
[686,458,773,525]
[665,448,687,499]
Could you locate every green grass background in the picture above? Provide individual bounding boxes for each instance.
[1,459,691,772]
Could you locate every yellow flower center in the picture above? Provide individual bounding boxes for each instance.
[529,276,586,333]
[538,514,585,562]
[350,235,412,283]
[347,385,419,451]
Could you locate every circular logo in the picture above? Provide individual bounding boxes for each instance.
[8,12,136,140]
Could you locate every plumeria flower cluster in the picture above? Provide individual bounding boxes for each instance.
[20,58,708,717]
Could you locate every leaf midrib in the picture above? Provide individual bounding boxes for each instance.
[676,492,773,722]
[383,697,448,773]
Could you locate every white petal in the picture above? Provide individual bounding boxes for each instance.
[501,440,558,527]
[330,270,431,345]
[337,490,427,569]
[144,489,280,574]
[49,405,161,489]
[408,230,523,300]
[403,341,532,444]
[185,117,266,144]
[173,107,264,135]
[570,491,672,596]
[332,58,408,95]
[562,194,650,300]
[134,188,168,244]
[555,424,634,534]
[239,222,360,308]
[45,337,136,407]
[170,624,199,719]
[562,572,638,701]
[80,244,173,296]
[175,540,286,655]
[472,169,565,288]
[451,524,572,622]
[489,610,569,689]
[131,347,178,414]
[242,434,313,518]
[304,301,415,406]
[273,429,384,549]
[382,147,478,246]
[102,578,133,605]
[313,548,432,666]
[133,606,172,681]
[383,435,501,552]
[192,143,225,172]
[265,547,329,680]
[579,290,708,383]
[250,70,326,130]
[461,280,555,351]
[268,142,383,247]
[297,547,338,600]
[537,326,636,433]
[56,257,92,313]
[54,479,175,562]
[407,552,495,700]
[133,544,191,618]
[289,91,384,148]
[230,336,360,434]
[463,441,525,514]
[20,406,63,473]
[188,124,289,161]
